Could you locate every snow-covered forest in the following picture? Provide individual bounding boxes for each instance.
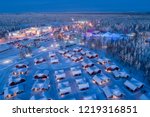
[0,13,150,80]
[0,13,150,38]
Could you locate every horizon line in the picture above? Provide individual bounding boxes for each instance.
[0,11,150,15]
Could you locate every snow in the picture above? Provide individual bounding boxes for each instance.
[0,44,10,52]
[0,15,150,100]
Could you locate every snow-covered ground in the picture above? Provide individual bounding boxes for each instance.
[0,38,149,100]
[0,44,10,53]
[0,14,150,100]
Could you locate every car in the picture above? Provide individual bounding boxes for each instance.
[32,79,50,92]
[55,70,66,81]
[8,75,26,86]
[86,66,101,75]
[112,70,129,78]
[81,60,94,69]
[124,78,144,92]
[58,81,71,97]
[4,85,24,99]
[93,74,110,85]
[105,64,119,72]
[34,70,49,80]
[34,57,46,65]
[76,78,89,91]
[71,67,82,76]
[50,57,59,64]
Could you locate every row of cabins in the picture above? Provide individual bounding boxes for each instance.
[32,70,50,92]
[77,46,146,99]
[34,52,59,65]
[4,63,28,99]
[54,66,90,97]
[2,46,147,100]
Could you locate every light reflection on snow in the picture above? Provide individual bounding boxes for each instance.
[25,54,32,57]
[39,47,48,52]
[2,59,12,64]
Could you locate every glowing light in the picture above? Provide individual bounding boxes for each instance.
[56,44,60,47]
[72,18,75,22]
[51,45,54,48]
[42,48,47,51]
[3,59,12,64]
[105,69,112,73]
[25,54,32,57]
[92,43,95,48]
[112,95,119,99]
[40,47,48,52]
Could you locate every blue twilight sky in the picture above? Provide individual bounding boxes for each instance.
[0,0,149,13]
